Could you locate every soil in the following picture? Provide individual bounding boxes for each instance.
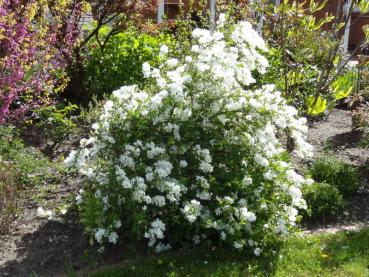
[308,108,369,166]
[1,107,369,276]
[0,175,147,277]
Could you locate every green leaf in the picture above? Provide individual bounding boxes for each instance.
[331,72,354,100]
[307,96,327,115]
[335,86,353,100]
[358,0,369,14]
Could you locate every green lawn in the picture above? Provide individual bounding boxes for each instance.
[84,228,369,277]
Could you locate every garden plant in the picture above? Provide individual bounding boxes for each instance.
[1,0,369,275]
[66,15,314,256]
[0,0,85,123]
[260,0,369,117]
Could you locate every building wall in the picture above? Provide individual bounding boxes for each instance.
[157,0,368,52]
[349,13,369,51]
[304,0,368,51]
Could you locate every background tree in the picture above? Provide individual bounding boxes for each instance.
[258,0,369,117]
[64,0,157,104]
[0,0,85,123]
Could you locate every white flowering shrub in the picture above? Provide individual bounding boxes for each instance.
[66,15,313,256]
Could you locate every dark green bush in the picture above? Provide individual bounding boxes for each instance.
[82,28,174,101]
[302,182,344,221]
[308,156,360,196]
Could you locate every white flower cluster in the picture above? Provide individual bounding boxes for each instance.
[66,15,313,256]
[37,207,54,220]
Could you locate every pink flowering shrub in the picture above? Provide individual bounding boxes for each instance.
[0,0,84,123]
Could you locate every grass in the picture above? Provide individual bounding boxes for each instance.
[79,228,369,277]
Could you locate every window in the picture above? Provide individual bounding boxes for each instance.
[158,0,182,22]
[166,0,182,20]
[270,0,281,7]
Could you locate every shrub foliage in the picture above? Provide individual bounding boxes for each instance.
[302,182,344,221]
[66,16,313,256]
[82,29,174,101]
[309,156,359,196]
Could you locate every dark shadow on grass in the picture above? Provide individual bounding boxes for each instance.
[89,244,280,277]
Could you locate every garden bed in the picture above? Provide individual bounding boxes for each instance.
[306,108,369,229]
[0,108,369,276]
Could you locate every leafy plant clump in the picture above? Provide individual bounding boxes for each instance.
[308,156,360,196]
[34,103,79,154]
[302,182,344,221]
[0,126,55,187]
[66,15,313,256]
[261,0,361,117]
[82,29,174,102]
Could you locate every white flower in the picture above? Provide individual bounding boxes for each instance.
[142,62,151,78]
[179,160,188,168]
[152,195,166,207]
[233,241,243,249]
[64,150,77,167]
[120,153,135,169]
[92,123,99,130]
[166,58,179,68]
[45,210,53,220]
[239,207,256,222]
[145,219,166,247]
[76,194,83,205]
[155,242,172,253]
[248,239,254,246]
[254,247,262,256]
[185,56,193,63]
[95,228,106,243]
[196,191,211,200]
[37,207,45,217]
[255,154,269,167]
[37,207,54,220]
[191,45,200,53]
[242,176,253,186]
[155,160,173,178]
[114,220,122,229]
[182,200,202,223]
[199,161,213,173]
[263,170,275,180]
[146,143,165,159]
[287,207,299,223]
[104,100,114,111]
[108,232,119,244]
[159,45,169,56]
[217,13,227,28]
